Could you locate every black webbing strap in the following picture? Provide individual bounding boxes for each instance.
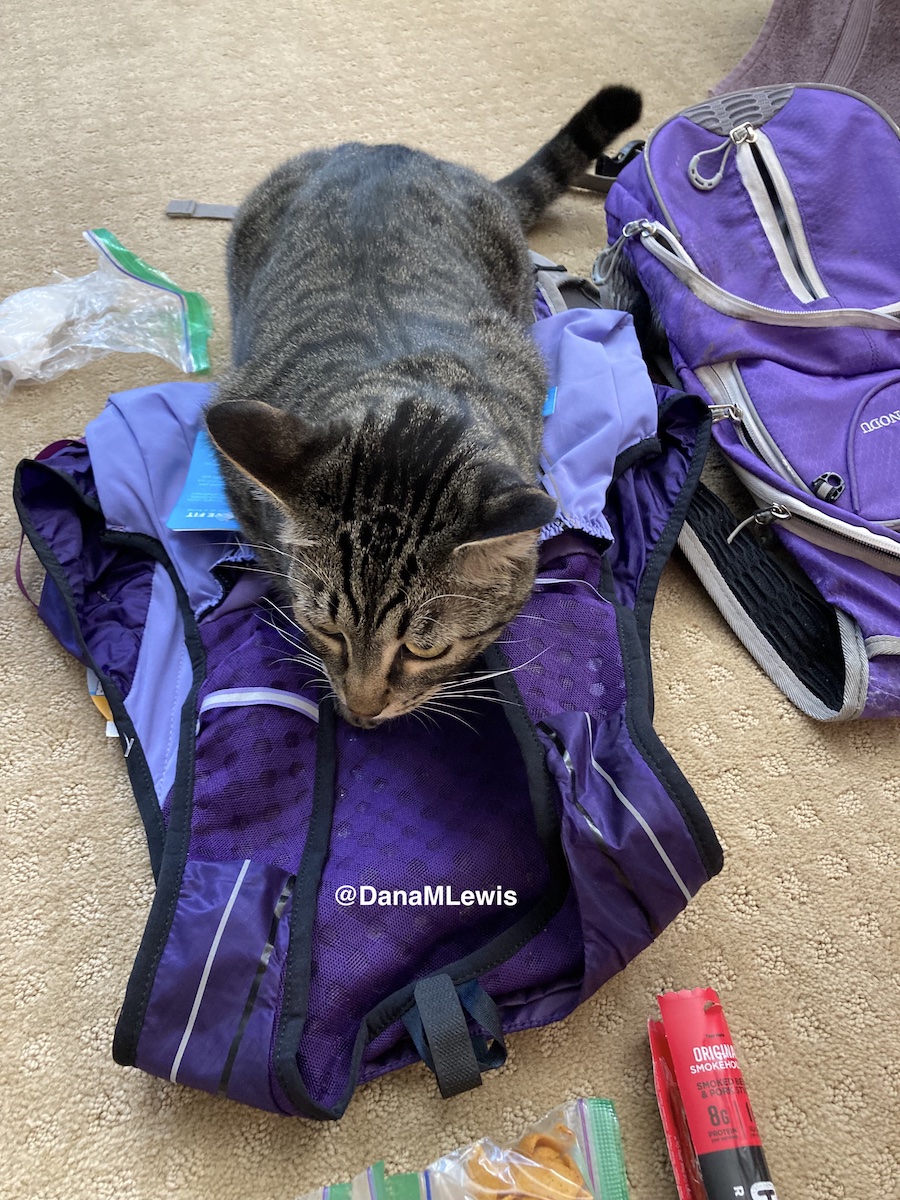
[402,975,507,1098]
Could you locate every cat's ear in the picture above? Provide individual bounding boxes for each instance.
[475,482,558,541]
[205,399,335,500]
[452,481,556,585]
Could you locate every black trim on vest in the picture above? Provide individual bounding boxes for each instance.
[272,696,340,1109]
[100,529,207,1070]
[219,873,296,1098]
[612,434,663,482]
[13,458,209,1069]
[271,643,570,1120]
[635,391,712,694]
[13,461,169,876]
[601,391,723,879]
[537,721,664,939]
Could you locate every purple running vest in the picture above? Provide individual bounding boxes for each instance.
[14,280,721,1117]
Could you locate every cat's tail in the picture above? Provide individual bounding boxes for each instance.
[497,85,642,230]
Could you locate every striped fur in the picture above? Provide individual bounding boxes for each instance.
[207,85,641,726]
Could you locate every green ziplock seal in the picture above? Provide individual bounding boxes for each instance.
[85,227,213,373]
[578,1097,630,1200]
[367,1162,387,1200]
[384,1173,422,1200]
[326,1161,387,1200]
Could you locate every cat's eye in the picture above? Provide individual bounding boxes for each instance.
[310,622,344,642]
[404,642,450,660]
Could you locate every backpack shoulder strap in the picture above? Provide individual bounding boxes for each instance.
[530,250,605,313]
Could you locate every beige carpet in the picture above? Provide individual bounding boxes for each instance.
[3,2,898,1198]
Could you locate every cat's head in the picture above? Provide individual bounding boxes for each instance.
[206,397,556,727]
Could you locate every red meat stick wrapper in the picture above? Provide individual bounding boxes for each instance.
[649,988,779,1200]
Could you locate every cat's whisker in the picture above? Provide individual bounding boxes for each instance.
[440,649,547,689]
[238,562,297,584]
[257,543,292,560]
[419,701,478,735]
[293,559,330,588]
[291,662,328,677]
[436,679,508,697]
[425,699,479,720]
[262,595,310,639]
[414,592,486,613]
[411,707,439,732]
[435,689,516,707]
[258,613,304,645]
[256,619,324,671]
[237,552,329,593]
[239,539,292,559]
[268,655,329,683]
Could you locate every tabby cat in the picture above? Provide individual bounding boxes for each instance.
[207,85,642,727]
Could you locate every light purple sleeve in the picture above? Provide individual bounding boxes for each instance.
[533,308,658,544]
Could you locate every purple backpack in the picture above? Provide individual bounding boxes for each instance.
[597,84,900,719]
[13,267,721,1117]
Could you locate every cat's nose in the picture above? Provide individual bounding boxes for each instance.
[344,705,385,729]
[343,694,387,725]
[343,679,388,722]
[347,703,383,721]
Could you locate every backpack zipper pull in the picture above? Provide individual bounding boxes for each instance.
[593,220,653,284]
[688,138,733,190]
[592,230,627,285]
[726,503,791,545]
[622,219,657,238]
[709,403,743,422]
[729,123,758,145]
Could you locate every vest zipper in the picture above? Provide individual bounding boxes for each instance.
[731,124,829,305]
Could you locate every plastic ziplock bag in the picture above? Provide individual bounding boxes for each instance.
[297,1098,629,1200]
[0,228,212,395]
[308,1163,387,1200]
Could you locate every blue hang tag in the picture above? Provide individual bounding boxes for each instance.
[542,386,558,417]
[166,428,241,531]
